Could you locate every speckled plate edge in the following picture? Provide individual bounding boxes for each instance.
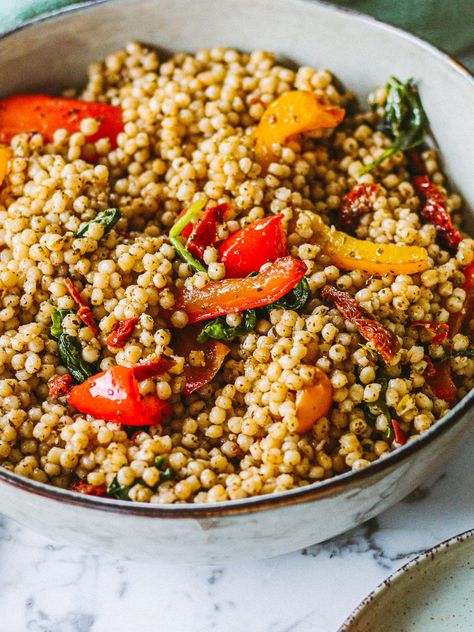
[339,527,474,631]
[0,0,472,518]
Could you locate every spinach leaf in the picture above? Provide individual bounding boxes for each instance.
[360,77,429,174]
[57,334,97,383]
[197,309,257,343]
[107,476,132,500]
[50,308,75,339]
[271,277,310,311]
[75,207,121,238]
[448,348,474,359]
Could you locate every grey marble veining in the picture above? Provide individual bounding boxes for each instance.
[0,430,472,632]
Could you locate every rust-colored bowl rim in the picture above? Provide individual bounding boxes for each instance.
[338,527,474,631]
[0,0,473,519]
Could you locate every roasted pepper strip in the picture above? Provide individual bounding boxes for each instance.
[391,419,407,445]
[64,278,100,337]
[254,90,345,168]
[413,175,461,248]
[176,256,307,323]
[322,285,400,362]
[312,214,428,275]
[411,321,449,344]
[339,184,380,227]
[0,145,10,187]
[187,203,229,259]
[70,481,107,497]
[67,360,173,426]
[218,214,287,277]
[426,360,457,404]
[173,326,230,396]
[449,261,474,338]
[295,368,333,433]
[105,317,139,348]
[0,94,123,146]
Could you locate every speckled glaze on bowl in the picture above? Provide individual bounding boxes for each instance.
[0,0,473,564]
[340,528,474,631]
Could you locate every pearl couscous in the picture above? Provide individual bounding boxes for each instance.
[0,43,472,504]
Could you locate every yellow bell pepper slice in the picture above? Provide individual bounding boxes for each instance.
[254,90,345,168]
[312,214,429,275]
[0,145,10,187]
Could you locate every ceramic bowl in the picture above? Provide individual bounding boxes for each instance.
[340,528,474,631]
[0,0,473,564]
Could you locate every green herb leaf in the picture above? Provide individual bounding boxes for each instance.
[50,308,75,339]
[271,277,310,311]
[75,207,121,238]
[360,77,429,174]
[197,309,257,343]
[447,348,474,359]
[159,468,176,483]
[107,476,131,500]
[57,333,97,383]
[154,456,166,469]
[364,377,391,424]
[169,198,207,273]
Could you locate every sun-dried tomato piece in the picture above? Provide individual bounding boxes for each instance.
[48,373,73,398]
[187,203,229,259]
[391,419,407,445]
[423,356,436,377]
[65,278,100,337]
[105,317,139,348]
[70,481,107,496]
[412,321,449,344]
[413,175,461,248]
[322,285,400,362]
[339,184,379,227]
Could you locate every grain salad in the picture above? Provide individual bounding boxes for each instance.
[0,42,472,504]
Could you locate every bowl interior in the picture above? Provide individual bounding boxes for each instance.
[0,0,472,514]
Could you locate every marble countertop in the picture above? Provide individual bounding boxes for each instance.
[0,430,472,632]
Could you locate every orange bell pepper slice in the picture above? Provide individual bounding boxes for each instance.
[295,368,333,433]
[176,256,307,323]
[0,145,10,187]
[0,94,123,146]
[254,90,345,168]
[312,214,428,275]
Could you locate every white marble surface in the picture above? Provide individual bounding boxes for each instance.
[0,430,472,632]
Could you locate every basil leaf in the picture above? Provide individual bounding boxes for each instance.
[57,333,97,383]
[271,277,310,311]
[50,308,75,339]
[75,207,121,238]
[107,476,131,500]
[447,348,474,359]
[197,309,257,343]
[360,77,429,174]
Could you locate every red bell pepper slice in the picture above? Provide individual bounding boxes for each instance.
[105,318,139,348]
[413,175,461,248]
[187,203,229,259]
[0,94,123,146]
[176,256,307,324]
[449,261,474,338]
[391,419,407,445]
[70,481,107,497]
[67,359,174,426]
[48,374,73,398]
[173,326,230,396]
[64,278,100,337]
[218,214,287,278]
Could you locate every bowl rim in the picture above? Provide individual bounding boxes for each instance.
[0,0,473,518]
[338,526,474,631]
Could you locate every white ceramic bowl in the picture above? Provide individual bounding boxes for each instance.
[0,0,473,564]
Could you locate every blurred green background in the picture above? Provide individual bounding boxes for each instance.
[0,0,473,71]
